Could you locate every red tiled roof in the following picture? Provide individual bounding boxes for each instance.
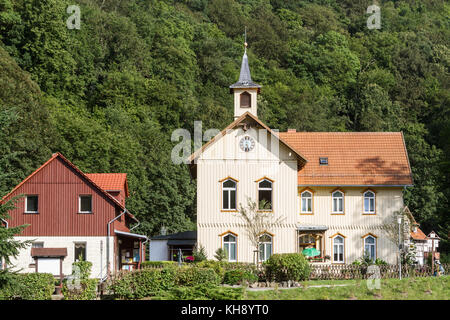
[411,228,428,241]
[31,247,67,257]
[86,173,129,197]
[279,132,413,186]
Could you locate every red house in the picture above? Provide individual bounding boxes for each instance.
[0,153,147,279]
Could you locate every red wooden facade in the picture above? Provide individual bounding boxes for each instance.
[1,153,134,237]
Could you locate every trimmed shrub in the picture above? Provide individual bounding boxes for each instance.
[155,284,244,300]
[175,267,220,287]
[196,260,226,281]
[223,269,258,285]
[264,253,311,282]
[108,268,176,299]
[141,261,177,268]
[0,273,55,300]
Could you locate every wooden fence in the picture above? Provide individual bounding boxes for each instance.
[309,264,448,280]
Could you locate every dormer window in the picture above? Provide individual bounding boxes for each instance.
[319,157,328,165]
[240,91,251,108]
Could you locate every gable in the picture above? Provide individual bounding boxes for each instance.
[188,112,307,165]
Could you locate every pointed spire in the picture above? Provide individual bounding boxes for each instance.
[229,28,261,91]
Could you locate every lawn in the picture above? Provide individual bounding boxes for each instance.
[244,276,450,300]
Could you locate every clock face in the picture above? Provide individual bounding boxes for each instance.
[239,136,255,152]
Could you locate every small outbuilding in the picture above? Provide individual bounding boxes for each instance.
[149,231,197,262]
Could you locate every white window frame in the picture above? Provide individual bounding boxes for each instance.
[223,234,237,262]
[363,235,376,261]
[78,195,92,214]
[332,191,344,214]
[363,191,376,214]
[222,179,237,211]
[300,190,312,213]
[332,235,345,263]
[258,234,273,263]
[25,195,39,213]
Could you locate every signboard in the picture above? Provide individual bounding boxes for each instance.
[37,258,60,276]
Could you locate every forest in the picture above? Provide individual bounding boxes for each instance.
[0,0,448,254]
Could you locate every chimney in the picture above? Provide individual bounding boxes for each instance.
[287,129,296,133]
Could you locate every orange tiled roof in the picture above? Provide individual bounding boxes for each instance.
[86,173,129,197]
[279,132,413,186]
[411,228,428,241]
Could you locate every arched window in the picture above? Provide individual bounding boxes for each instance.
[258,179,273,210]
[332,235,345,263]
[240,91,251,108]
[363,235,376,261]
[332,191,344,214]
[223,233,237,262]
[301,190,312,213]
[363,190,376,214]
[258,233,273,262]
[222,178,237,211]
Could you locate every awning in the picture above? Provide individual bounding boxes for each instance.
[297,225,328,232]
[114,229,147,240]
[167,239,197,246]
[31,248,67,258]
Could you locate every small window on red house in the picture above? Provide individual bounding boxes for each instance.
[25,195,39,213]
[79,195,92,213]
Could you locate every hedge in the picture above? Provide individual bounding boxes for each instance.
[0,273,55,300]
[223,269,258,285]
[141,261,177,268]
[108,268,177,299]
[175,267,220,287]
[154,284,244,300]
[264,253,311,282]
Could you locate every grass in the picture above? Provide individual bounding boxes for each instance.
[244,276,450,300]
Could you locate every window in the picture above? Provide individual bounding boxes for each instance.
[240,91,251,108]
[258,179,273,210]
[222,179,237,211]
[25,195,39,213]
[363,191,375,214]
[32,242,44,248]
[258,234,273,262]
[332,191,344,214]
[223,234,237,262]
[364,235,376,261]
[332,235,345,263]
[319,157,328,165]
[79,195,92,213]
[74,242,86,262]
[300,190,312,213]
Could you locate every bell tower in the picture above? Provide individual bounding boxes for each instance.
[229,32,261,119]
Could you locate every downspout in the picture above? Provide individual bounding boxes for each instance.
[0,219,7,270]
[106,209,127,279]
[141,237,149,266]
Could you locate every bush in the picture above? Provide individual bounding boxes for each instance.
[108,268,176,299]
[214,248,227,261]
[223,269,258,285]
[196,260,226,281]
[155,284,244,300]
[141,261,177,268]
[193,245,208,262]
[175,267,220,287]
[0,273,55,300]
[62,278,98,300]
[62,260,98,300]
[264,253,311,282]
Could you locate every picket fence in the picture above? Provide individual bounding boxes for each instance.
[308,263,448,280]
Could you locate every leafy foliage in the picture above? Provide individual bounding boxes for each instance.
[0,0,448,253]
[0,273,55,300]
[264,253,311,282]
